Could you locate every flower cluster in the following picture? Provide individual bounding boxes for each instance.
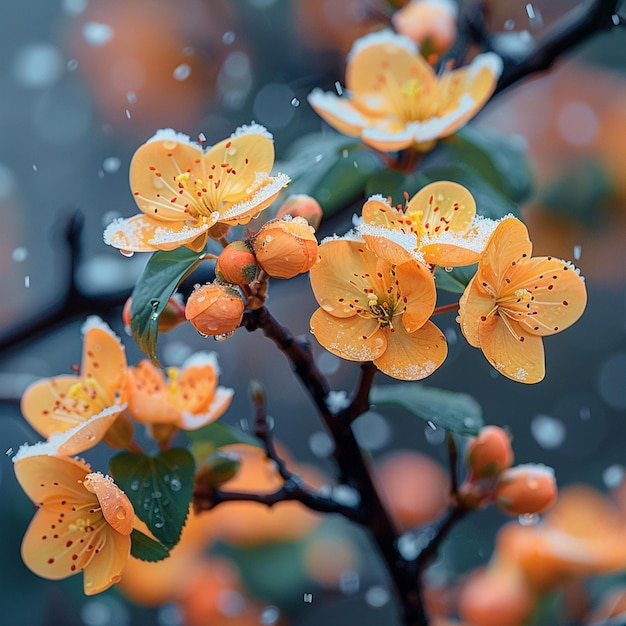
[14,316,234,592]
[309,183,587,383]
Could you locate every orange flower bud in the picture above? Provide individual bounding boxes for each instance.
[253,217,318,279]
[123,295,186,333]
[185,282,244,336]
[494,464,557,517]
[466,425,514,479]
[275,194,323,230]
[392,0,458,60]
[215,241,258,285]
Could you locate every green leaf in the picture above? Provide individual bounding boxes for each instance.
[370,383,483,435]
[434,263,477,294]
[110,448,195,548]
[130,247,205,365]
[129,529,171,562]
[437,126,535,204]
[186,421,263,449]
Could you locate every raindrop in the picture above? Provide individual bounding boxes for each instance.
[303,593,313,603]
[169,478,182,492]
[12,247,28,262]
[125,109,132,119]
[102,157,121,173]
[222,31,235,45]
[339,570,360,595]
[120,249,134,258]
[24,275,30,288]
[154,521,164,529]
[530,414,566,449]
[150,299,160,309]
[239,418,249,431]
[67,58,79,71]
[518,513,539,526]
[32,164,38,172]
[130,480,140,491]
[308,431,334,458]
[83,22,114,46]
[334,81,344,96]
[5,447,14,457]
[612,14,621,26]
[213,332,235,342]
[173,64,192,81]
[365,586,390,608]
[444,266,453,273]
[198,132,207,144]
[314,154,323,163]
[424,422,446,445]
[504,19,516,30]
[603,464,624,489]
[573,244,581,260]
[260,606,280,625]
[525,3,543,27]
[197,330,209,338]
[290,97,300,107]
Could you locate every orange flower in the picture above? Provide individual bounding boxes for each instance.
[103,124,290,253]
[20,317,128,453]
[126,352,233,430]
[13,451,133,595]
[458,217,587,383]
[309,236,447,380]
[359,182,497,267]
[307,30,502,152]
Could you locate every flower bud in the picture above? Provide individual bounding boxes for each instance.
[185,282,244,336]
[466,425,514,479]
[276,194,323,230]
[253,217,318,279]
[392,0,458,60]
[215,241,258,285]
[123,295,187,333]
[494,464,557,517]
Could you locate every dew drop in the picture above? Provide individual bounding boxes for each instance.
[173,64,192,81]
[213,331,235,342]
[197,330,209,338]
[222,30,235,45]
[115,508,127,520]
[444,266,453,273]
[12,247,28,262]
[518,513,539,526]
[154,521,164,529]
[24,275,30,288]
[290,97,300,107]
[120,249,134,258]
[130,480,140,491]
[573,244,581,260]
[169,478,182,492]
[5,447,14,456]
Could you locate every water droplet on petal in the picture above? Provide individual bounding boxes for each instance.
[120,249,134,258]
[518,513,539,526]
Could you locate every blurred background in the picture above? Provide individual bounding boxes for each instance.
[1,1,626,625]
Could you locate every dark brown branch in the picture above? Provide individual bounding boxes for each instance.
[242,305,428,626]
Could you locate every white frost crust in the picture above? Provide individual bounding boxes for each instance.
[219,172,290,222]
[181,351,220,374]
[347,28,418,62]
[146,128,200,149]
[231,122,273,141]
[148,222,211,246]
[469,51,504,79]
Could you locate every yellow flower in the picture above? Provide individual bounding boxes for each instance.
[458,217,587,383]
[307,29,502,152]
[309,236,447,380]
[13,451,133,595]
[104,124,290,253]
[359,181,497,267]
[20,317,128,453]
[126,353,233,430]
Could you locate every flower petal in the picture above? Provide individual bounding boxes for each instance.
[130,134,205,220]
[307,89,371,136]
[83,472,134,536]
[458,275,494,348]
[177,362,218,414]
[395,260,436,332]
[178,386,234,430]
[478,217,532,291]
[478,315,545,383]
[21,376,86,437]
[202,128,276,202]
[409,181,475,237]
[310,308,386,363]
[310,239,376,319]
[82,528,131,595]
[374,320,447,381]
[81,317,127,402]
[434,52,503,136]
[103,214,211,252]
[361,120,422,152]
[506,257,587,337]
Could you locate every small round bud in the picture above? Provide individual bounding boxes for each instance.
[494,463,557,517]
[276,194,323,230]
[123,295,186,333]
[253,217,318,279]
[185,282,244,336]
[466,425,514,479]
[215,241,258,285]
[392,0,458,60]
